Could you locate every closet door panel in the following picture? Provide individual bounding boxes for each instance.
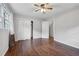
[33,20,42,39]
[42,21,49,38]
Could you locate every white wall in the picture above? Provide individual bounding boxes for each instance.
[53,8,79,48]
[0,13,14,56]
[0,29,9,56]
[0,4,14,55]
[9,12,15,34]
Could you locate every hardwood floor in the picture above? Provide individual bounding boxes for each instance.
[5,38,79,56]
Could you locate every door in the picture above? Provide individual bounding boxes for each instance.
[42,21,49,38]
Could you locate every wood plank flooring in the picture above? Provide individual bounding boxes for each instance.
[5,38,79,56]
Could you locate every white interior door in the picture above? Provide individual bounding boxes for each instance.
[23,20,31,39]
[17,20,31,40]
[42,21,49,38]
[33,20,42,39]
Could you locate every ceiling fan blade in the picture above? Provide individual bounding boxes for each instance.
[40,4,45,7]
[47,8,53,10]
[35,9,40,12]
[34,4,39,7]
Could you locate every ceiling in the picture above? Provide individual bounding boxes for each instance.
[8,3,79,20]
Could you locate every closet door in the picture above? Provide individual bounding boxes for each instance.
[17,20,31,40]
[42,21,49,38]
[23,20,31,39]
[33,20,42,39]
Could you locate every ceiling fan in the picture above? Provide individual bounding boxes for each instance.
[34,3,53,13]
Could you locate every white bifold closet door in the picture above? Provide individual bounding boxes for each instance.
[42,21,49,38]
[23,20,31,39]
[33,20,42,39]
[17,20,31,40]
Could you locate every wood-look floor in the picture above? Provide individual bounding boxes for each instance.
[5,38,79,56]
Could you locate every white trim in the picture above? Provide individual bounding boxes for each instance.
[0,47,9,56]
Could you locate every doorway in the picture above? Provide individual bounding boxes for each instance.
[31,21,33,40]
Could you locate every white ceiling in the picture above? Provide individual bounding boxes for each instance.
[8,3,79,20]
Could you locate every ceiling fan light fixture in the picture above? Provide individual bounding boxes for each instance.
[34,3,53,13]
[41,8,46,13]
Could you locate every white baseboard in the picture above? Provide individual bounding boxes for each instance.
[0,47,9,56]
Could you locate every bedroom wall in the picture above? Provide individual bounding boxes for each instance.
[0,29,9,55]
[9,12,15,35]
[52,8,79,48]
[0,13,14,56]
[0,4,14,55]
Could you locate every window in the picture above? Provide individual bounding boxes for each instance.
[4,11,9,30]
[0,3,10,30]
[0,17,3,29]
[0,4,3,29]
